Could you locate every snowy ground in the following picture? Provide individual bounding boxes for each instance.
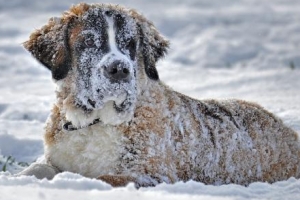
[1,0,300,199]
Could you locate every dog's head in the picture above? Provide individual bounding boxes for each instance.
[24,3,169,127]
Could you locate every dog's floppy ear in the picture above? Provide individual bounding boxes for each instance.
[134,11,169,80]
[23,17,72,80]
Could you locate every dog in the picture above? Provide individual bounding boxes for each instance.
[18,3,300,187]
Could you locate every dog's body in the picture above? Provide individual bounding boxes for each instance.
[19,3,300,187]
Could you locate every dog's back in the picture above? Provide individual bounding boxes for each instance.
[170,91,300,185]
[114,83,300,185]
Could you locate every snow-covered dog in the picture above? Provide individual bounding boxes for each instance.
[19,3,300,187]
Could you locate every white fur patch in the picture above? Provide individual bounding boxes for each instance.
[46,125,122,178]
[106,15,120,56]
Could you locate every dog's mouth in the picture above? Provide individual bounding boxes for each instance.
[86,98,128,113]
[64,98,131,131]
[76,92,129,113]
[66,90,136,129]
[87,99,96,108]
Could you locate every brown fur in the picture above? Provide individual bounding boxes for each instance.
[111,83,300,185]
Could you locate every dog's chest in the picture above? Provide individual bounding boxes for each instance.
[46,125,122,178]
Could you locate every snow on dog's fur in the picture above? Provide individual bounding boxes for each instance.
[19,3,300,187]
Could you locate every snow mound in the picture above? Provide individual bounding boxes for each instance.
[0,172,299,200]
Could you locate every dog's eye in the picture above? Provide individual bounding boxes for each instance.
[84,38,95,48]
[126,40,136,51]
[126,40,136,60]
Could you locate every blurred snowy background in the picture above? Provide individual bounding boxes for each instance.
[0,0,300,199]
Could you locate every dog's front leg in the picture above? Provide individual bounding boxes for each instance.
[16,163,60,180]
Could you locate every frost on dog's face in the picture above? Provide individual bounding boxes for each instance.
[70,9,138,116]
[24,3,169,126]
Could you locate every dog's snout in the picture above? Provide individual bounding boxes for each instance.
[104,61,130,82]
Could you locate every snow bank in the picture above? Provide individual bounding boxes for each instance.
[0,172,299,199]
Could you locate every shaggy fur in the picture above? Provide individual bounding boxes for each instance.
[19,3,300,187]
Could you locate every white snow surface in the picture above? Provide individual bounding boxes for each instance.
[0,0,300,199]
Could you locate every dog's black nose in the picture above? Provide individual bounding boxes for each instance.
[103,61,130,82]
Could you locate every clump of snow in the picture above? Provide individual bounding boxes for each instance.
[0,172,112,190]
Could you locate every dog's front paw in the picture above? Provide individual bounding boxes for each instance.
[98,175,136,187]
[16,163,60,180]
